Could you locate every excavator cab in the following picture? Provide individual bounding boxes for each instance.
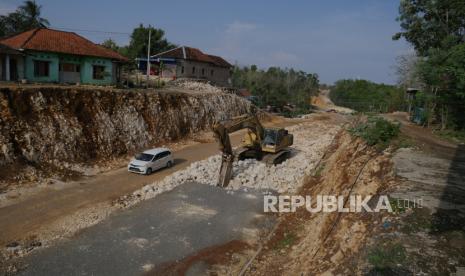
[261,128,293,153]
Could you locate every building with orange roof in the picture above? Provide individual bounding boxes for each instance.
[0,28,127,85]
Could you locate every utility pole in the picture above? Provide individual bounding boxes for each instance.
[146,29,152,87]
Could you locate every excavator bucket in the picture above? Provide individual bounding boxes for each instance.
[217,153,234,187]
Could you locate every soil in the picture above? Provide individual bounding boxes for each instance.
[147,240,251,276]
[203,111,464,275]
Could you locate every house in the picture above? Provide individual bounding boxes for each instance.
[136,46,232,86]
[0,28,127,85]
[0,43,24,81]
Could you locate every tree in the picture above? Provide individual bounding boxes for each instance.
[329,79,405,113]
[393,0,465,129]
[0,0,50,37]
[102,38,120,52]
[17,0,49,29]
[127,24,176,59]
[417,43,465,129]
[393,0,465,56]
[395,51,422,89]
[231,66,319,114]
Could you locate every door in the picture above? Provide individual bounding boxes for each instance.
[10,58,18,81]
[154,151,170,170]
[59,63,80,83]
[150,153,163,170]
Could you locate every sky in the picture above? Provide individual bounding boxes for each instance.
[0,0,410,84]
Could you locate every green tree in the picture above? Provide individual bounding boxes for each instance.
[417,43,465,128]
[329,79,405,113]
[17,0,49,29]
[231,66,319,114]
[127,24,176,59]
[101,38,119,52]
[393,0,465,56]
[393,0,465,129]
[0,0,50,37]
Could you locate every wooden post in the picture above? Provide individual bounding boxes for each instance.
[5,54,10,81]
[146,29,152,88]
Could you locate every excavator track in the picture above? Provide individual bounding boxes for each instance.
[261,149,291,165]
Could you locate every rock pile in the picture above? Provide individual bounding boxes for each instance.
[116,121,341,208]
[173,80,225,93]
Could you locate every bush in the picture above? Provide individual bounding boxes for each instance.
[367,242,406,269]
[437,129,465,144]
[349,117,400,147]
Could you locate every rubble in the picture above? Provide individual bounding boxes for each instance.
[172,79,226,93]
[115,121,341,208]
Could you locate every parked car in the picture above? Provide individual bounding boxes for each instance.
[128,148,174,175]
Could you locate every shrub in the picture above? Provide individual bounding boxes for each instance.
[349,117,400,147]
[367,242,406,269]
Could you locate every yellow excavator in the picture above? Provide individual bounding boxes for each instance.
[212,113,293,187]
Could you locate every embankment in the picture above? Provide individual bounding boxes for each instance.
[0,86,253,179]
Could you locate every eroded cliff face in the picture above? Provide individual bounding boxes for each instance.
[0,87,252,170]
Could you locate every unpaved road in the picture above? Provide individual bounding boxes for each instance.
[19,182,273,275]
[0,117,304,246]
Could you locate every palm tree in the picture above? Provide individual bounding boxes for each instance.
[0,0,50,37]
[18,0,49,29]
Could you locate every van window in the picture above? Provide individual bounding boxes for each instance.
[158,151,170,159]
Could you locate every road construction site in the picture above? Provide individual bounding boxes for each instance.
[1,84,464,275]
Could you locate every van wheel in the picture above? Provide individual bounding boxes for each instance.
[166,161,173,168]
[146,168,152,175]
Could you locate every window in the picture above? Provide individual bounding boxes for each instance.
[181,66,184,74]
[92,65,106,80]
[201,68,205,75]
[34,60,49,77]
[211,69,214,76]
[60,63,79,72]
[192,66,196,74]
[135,153,154,162]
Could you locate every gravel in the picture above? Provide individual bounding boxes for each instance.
[173,80,226,93]
[115,121,341,208]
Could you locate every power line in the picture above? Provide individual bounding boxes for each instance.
[51,26,131,35]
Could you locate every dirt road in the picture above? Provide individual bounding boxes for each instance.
[0,117,304,246]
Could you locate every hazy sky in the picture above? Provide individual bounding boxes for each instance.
[0,0,410,84]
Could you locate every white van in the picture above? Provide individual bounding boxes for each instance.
[128,148,174,175]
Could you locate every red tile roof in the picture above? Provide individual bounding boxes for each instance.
[0,43,23,55]
[153,46,231,68]
[0,28,127,61]
[207,54,232,68]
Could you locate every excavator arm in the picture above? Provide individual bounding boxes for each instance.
[212,114,264,187]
